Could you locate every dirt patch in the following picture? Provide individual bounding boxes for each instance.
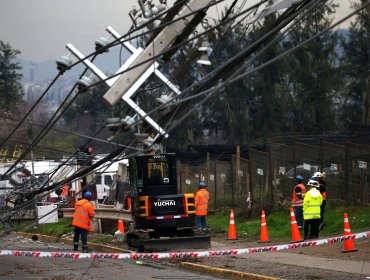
[154,234,370,280]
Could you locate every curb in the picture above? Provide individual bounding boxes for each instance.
[13,232,132,253]
[181,262,284,280]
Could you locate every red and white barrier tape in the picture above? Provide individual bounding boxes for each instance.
[1,231,369,260]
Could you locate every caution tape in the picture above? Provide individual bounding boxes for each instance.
[1,231,369,260]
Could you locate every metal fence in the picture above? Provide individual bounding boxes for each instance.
[176,140,370,213]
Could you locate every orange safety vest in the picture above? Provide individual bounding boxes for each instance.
[61,184,69,197]
[126,197,132,210]
[291,183,306,207]
[319,181,327,200]
[321,191,327,201]
[72,198,95,231]
[195,188,209,216]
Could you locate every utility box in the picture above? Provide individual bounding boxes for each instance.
[37,205,58,224]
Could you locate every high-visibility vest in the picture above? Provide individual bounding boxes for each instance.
[291,183,306,207]
[126,197,132,210]
[303,188,322,220]
[61,184,69,197]
[72,198,95,231]
[195,188,209,216]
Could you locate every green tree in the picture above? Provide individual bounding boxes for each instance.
[280,1,340,132]
[0,41,24,110]
[339,1,370,126]
[200,4,287,144]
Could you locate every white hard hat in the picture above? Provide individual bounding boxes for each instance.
[308,180,319,187]
[313,172,322,178]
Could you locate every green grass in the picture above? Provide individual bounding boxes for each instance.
[5,204,369,243]
[8,219,73,237]
[35,219,73,237]
[208,204,370,241]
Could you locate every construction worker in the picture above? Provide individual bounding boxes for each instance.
[313,171,327,230]
[61,184,69,196]
[195,181,209,231]
[303,180,322,240]
[291,175,306,229]
[72,191,95,252]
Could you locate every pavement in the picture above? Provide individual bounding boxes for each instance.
[5,232,370,280]
[236,251,370,275]
[7,232,281,279]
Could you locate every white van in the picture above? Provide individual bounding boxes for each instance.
[96,172,115,203]
[93,156,128,203]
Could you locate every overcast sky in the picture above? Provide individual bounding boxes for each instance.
[0,0,354,63]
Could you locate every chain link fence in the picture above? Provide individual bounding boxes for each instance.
[176,139,370,213]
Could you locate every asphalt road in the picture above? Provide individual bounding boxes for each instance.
[0,235,223,280]
[2,232,369,280]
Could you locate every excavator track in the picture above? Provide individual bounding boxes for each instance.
[126,229,211,252]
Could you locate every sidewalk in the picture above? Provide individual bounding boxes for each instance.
[238,251,370,275]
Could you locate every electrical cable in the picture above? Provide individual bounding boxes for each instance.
[60,0,226,73]
[0,127,138,216]
[158,0,321,133]
[134,0,365,139]
[0,115,126,148]
[48,0,271,148]
[0,0,266,168]
[3,0,223,175]
[24,0,328,155]
[71,0,267,94]
[0,73,62,153]
[0,137,140,223]
[1,51,105,178]
[0,0,274,232]
[77,0,312,143]
[0,0,362,234]
[136,0,316,134]
[0,1,233,179]
[163,0,366,136]
[0,136,156,240]
[0,1,295,166]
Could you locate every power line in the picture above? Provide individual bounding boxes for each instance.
[0,0,362,225]
[164,0,368,136]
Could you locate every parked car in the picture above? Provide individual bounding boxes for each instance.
[285,164,340,179]
[285,164,320,179]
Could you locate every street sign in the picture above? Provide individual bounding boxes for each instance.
[358,160,367,169]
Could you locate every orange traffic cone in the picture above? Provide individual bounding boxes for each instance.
[227,209,237,240]
[117,220,125,234]
[290,208,303,243]
[342,213,358,253]
[258,210,270,243]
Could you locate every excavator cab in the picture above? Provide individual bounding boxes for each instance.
[129,153,177,196]
[126,153,210,251]
[128,153,195,230]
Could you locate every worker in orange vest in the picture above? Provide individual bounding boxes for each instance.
[72,191,95,252]
[195,181,209,231]
[61,184,69,198]
[291,175,306,229]
[126,196,132,210]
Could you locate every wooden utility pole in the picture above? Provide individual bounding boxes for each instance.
[235,145,241,195]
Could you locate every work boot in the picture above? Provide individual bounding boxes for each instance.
[74,243,79,251]
[82,245,89,253]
